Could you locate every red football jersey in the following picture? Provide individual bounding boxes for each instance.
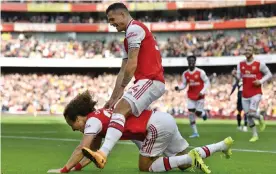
[87,108,152,141]
[239,60,263,98]
[183,68,205,100]
[123,20,165,83]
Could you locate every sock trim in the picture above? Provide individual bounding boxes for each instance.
[202,146,210,157]
[108,121,124,133]
[163,157,172,171]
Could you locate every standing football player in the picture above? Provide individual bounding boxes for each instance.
[87,3,166,168]
[232,45,272,142]
[229,78,248,132]
[175,55,210,138]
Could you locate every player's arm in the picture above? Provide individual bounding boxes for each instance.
[175,72,187,91]
[47,118,102,173]
[232,64,241,81]
[199,70,210,96]
[259,62,272,84]
[72,135,103,171]
[107,59,128,104]
[121,25,145,88]
[230,82,238,96]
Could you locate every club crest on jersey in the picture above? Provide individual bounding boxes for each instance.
[242,66,245,70]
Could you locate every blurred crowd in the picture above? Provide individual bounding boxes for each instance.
[1,73,276,117]
[1,28,276,59]
[2,5,275,23]
[1,0,170,3]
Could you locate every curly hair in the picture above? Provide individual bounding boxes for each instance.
[63,90,97,122]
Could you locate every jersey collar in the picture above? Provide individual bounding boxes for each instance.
[126,19,134,31]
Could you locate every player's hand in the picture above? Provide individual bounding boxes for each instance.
[104,98,117,109]
[253,80,261,87]
[175,86,179,91]
[47,168,64,173]
[198,92,204,97]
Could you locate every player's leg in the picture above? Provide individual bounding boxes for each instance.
[99,99,130,158]
[237,91,243,130]
[163,129,233,172]
[195,99,207,121]
[88,80,165,168]
[242,97,258,142]
[141,112,209,173]
[247,94,264,142]
[187,99,199,138]
[243,112,248,132]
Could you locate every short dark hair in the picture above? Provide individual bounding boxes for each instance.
[106,2,128,14]
[63,90,97,122]
[187,55,197,61]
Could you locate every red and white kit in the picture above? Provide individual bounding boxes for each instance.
[179,68,210,111]
[237,60,272,112]
[122,20,165,116]
[84,109,189,157]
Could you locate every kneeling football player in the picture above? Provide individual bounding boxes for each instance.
[47,91,234,174]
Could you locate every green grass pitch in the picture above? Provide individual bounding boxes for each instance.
[1,116,276,174]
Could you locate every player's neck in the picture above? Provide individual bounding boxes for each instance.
[189,67,196,72]
[125,17,134,30]
[246,56,254,63]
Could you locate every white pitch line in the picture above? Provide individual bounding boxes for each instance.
[3,131,58,134]
[1,135,276,154]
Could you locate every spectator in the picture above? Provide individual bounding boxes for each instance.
[1,73,276,118]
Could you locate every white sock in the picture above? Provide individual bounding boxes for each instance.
[252,126,258,137]
[191,124,198,134]
[195,141,226,158]
[149,156,192,172]
[100,113,125,156]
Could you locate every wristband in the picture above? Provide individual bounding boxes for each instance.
[74,163,82,171]
[60,166,69,173]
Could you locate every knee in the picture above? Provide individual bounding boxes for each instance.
[113,98,132,116]
[188,109,196,113]
[195,111,202,117]
[139,163,151,172]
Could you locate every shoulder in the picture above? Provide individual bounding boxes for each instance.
[183,70,189,76]
[196,68,206,75]
[126,24,145,36]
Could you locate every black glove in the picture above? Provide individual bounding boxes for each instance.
[175,86,179,91]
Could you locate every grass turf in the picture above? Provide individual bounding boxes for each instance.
[1,116,276,174]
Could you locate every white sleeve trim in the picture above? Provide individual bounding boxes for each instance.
[259,62,272,84]
[126,25,145,49]
[199,69,210,95]
[84,117,102,135]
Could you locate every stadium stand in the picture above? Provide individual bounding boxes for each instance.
[1,0,276,119]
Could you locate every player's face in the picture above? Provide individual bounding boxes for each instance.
[245,46,253,59]
[187,58,196,69]
[66,116,86,133]
[107,10,126,32]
